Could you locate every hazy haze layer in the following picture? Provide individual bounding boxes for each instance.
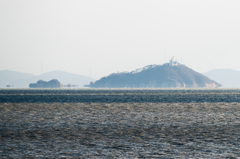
[1,0,240,79]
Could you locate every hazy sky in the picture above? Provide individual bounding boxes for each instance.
[1,0,240,79]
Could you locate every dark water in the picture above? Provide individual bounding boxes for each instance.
[0,89,240,158]
[1,89,240,103]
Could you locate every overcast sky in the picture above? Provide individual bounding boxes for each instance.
[1,0,240,79]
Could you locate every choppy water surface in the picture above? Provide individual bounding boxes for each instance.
[0,89,240,158]
[1,89,240,103]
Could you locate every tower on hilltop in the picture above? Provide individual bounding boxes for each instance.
[169,56,179,66]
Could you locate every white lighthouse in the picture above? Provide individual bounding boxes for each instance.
[169,56,179,66]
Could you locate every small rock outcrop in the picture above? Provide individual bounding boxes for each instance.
[29,79,63,88]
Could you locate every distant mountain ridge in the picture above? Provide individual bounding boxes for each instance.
[86,63,221,88]
[0,70,95,88]
[0,70,35,83]
[203,69,240,88]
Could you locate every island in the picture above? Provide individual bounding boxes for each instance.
[85,57,221,88]
[29,79,63,88]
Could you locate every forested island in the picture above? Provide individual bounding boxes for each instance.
[85,58,221,88]
[29,79,63,88]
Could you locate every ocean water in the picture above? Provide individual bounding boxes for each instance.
[0,89,240,158]
[1,88,240,103]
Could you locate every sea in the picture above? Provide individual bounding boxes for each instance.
[0,89,240,158]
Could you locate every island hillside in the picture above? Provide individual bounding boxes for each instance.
[85,60,221,88]
[29,79,63,88]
